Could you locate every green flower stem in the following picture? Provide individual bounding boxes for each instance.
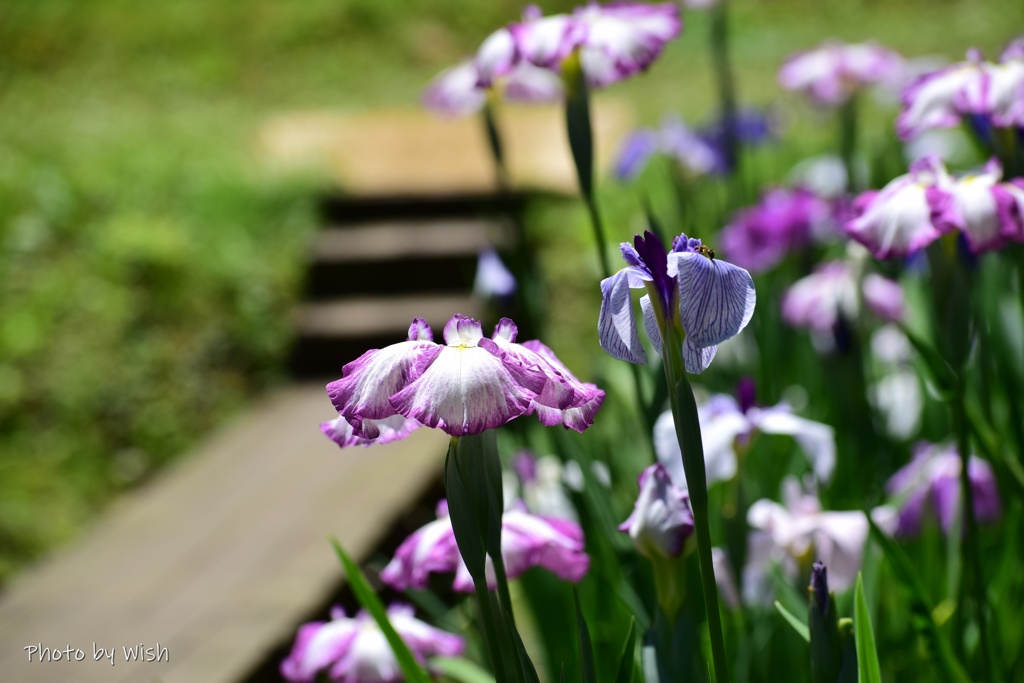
[482,98,509,191]
[445,433,537,683]
[709,0,739,174]
[661,324,730,683]
[838,95,859,193]
[951,384,999,683]
[563,51,612,282]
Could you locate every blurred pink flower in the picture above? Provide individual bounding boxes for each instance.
[779,41,904,107]
[887,442,1002,537]
[719,187,837,273]
[513,2,682,88]
[782,260,903,332]
[381,500,589,592]
[280,604,464,683]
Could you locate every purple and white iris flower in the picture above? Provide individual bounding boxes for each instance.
[422,20,563,117]
[381,500,590,592]
[598,231,756,373]
[779,41,905,107]
[781,259,905,333]
[844,156,1024,258]
[718,187,837,273]
[746,478,881,594]
[325,316,604,444]
[320,414,421,449]
[654,385,836,487]
[513,2,682,89]
[618,463,694,559]
[843,156,952,259]
[280,604,464,683]
[930,158,1024,253]
[886,442,1002,538]
[898,46,1024,139]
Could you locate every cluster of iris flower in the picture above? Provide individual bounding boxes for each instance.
[280,5,1020,681]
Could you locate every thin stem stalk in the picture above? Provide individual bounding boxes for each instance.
[952,385,999,683]
[662,326,730,683]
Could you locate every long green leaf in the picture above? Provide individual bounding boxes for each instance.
[774,600,810,642]
[854,574,883,683]
[614,618,639,683]
[564,55,593,198]
[445,442,521,683]
[574,588,597,683]
[898,322,956,399]
[867,518,971,683]
[433,657,498,683]
[329,538,430,683]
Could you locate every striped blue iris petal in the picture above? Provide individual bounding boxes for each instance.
[598,268,648,364]
[672,252,756,349]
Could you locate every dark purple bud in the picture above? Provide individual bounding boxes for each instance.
[736,377,757,414]
[810,561,829,617]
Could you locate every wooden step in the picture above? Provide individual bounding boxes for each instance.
[305,219,511,299]
[290,294,485,377]
[312,219,509,262]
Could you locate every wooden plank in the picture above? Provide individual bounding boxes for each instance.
[295,294,482,338]
[0,385,448,683]
[257,101,632,197]
[312,218,509,263]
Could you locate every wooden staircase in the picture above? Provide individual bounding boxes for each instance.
[290,193,522,378]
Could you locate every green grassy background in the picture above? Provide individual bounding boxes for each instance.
[0,0,1019,581]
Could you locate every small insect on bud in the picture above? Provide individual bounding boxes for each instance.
[695,244,716,260]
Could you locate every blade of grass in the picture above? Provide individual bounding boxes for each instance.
[329,538,430,683]
[574,588,597,683]
[614,618,639,683]
[854,574,883,683]
[433,656,498,683]
[775,600,810,643]
[866,518,971,683]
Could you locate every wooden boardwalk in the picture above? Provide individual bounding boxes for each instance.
[0,385,448,682]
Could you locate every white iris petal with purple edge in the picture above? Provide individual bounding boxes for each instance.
[511,8,576,69]
[779,41,904,107]
[422,61,488,117]
[327,318,439,428]
[320,414,422,449]
[572,2,682,88]
[598,232,755,374]
[380,499,589,593]
[932,159,1024,254]
[512,2,681,88]
[389,316,547,436]
[280,605,464,683]
[325,315,602,445]
[972,59,1024,128]
[897,59,985,139]
[474,27,518,87]
[844,156,952,259]
[619,463,694,559]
